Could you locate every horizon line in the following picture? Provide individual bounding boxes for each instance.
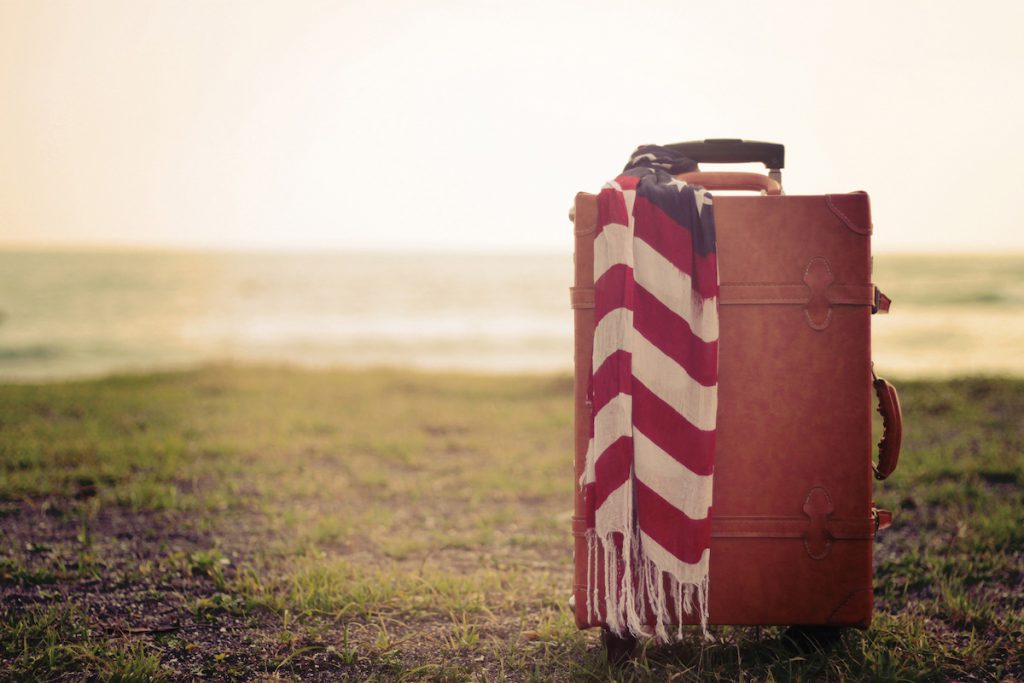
[2,241,1024,258]
[0,241,574,256]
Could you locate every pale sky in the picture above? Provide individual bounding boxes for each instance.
[2,0,1022,253]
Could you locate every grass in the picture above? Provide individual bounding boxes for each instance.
[1,604,166,681]
[0,365,1021,680]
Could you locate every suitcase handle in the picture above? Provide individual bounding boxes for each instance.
[873,375,902,480]
[676,171,781,195]
[664,139,785,169]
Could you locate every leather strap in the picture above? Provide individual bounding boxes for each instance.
[576,283,873,310]
[718,283,807,305]
[873,375,903,480]
[570,287,594,309]
[719,282,874,306]
[711,516,875,540]
[721,257,874,331]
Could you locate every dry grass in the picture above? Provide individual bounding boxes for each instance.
[1,365,1021,680]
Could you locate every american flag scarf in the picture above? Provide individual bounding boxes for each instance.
[581,145,719,640]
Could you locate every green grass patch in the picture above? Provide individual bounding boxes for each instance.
[0,604,166,681]
[0,365,1020,680]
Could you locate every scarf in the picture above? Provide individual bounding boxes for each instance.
[581,144,719,640]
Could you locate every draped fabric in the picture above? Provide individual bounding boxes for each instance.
[581,145,719,640]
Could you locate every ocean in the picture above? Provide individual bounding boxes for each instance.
[0,250,1021,381]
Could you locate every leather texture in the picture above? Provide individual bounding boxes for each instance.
[572,188,882,629]
[676,171,782,195]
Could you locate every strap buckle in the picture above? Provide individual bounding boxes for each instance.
[872,287,891,314]
[871,507,893,533]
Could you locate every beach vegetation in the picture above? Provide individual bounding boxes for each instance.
[0,366,1020,679]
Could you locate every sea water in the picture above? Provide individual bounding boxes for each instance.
[0,250,1021,381]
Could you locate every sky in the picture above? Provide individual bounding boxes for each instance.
[1,0,1023,253]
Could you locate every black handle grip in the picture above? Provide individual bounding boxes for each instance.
[665,139,785,170]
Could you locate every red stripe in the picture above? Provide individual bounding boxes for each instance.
[635,480,712,565]
[597,187,629,234]
[632,195,718,299]
[633,284,718,387]
[583,482,596,526]
[616,175,640,191]
[632,380,715,476]
[587,174,718,599]
[591,349,632,415]
[593,435,632,509]
[594,264,633,326]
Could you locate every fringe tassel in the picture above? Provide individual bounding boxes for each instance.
[585,529,710,641]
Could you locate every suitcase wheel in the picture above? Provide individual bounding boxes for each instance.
[783,625,844,651]
[601,628,638,664]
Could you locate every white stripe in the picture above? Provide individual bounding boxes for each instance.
[623,189,636,225]
[595,479,632,536]
[633,239,718,342]
[594,223,631,279]
[593,189,636,279]
[632,334,718,431]
[693,185,711,216]
[591,307,632,371]
[639,532,710,585]
[633,429,712,520]
[582,393,632,485]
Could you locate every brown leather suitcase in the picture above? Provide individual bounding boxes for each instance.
[570,140,902,648]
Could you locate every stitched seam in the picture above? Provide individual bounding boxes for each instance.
[826,588,873,625]
[803,258,834,329]
[804,307,833,330]
[826,195,871,235]
[828,284,874,305]
[803,256,833,282]
[803,487,835,559]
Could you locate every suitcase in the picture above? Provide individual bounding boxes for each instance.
[570,139,903,653]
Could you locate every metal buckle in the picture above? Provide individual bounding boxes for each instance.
[871,507,893,532]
